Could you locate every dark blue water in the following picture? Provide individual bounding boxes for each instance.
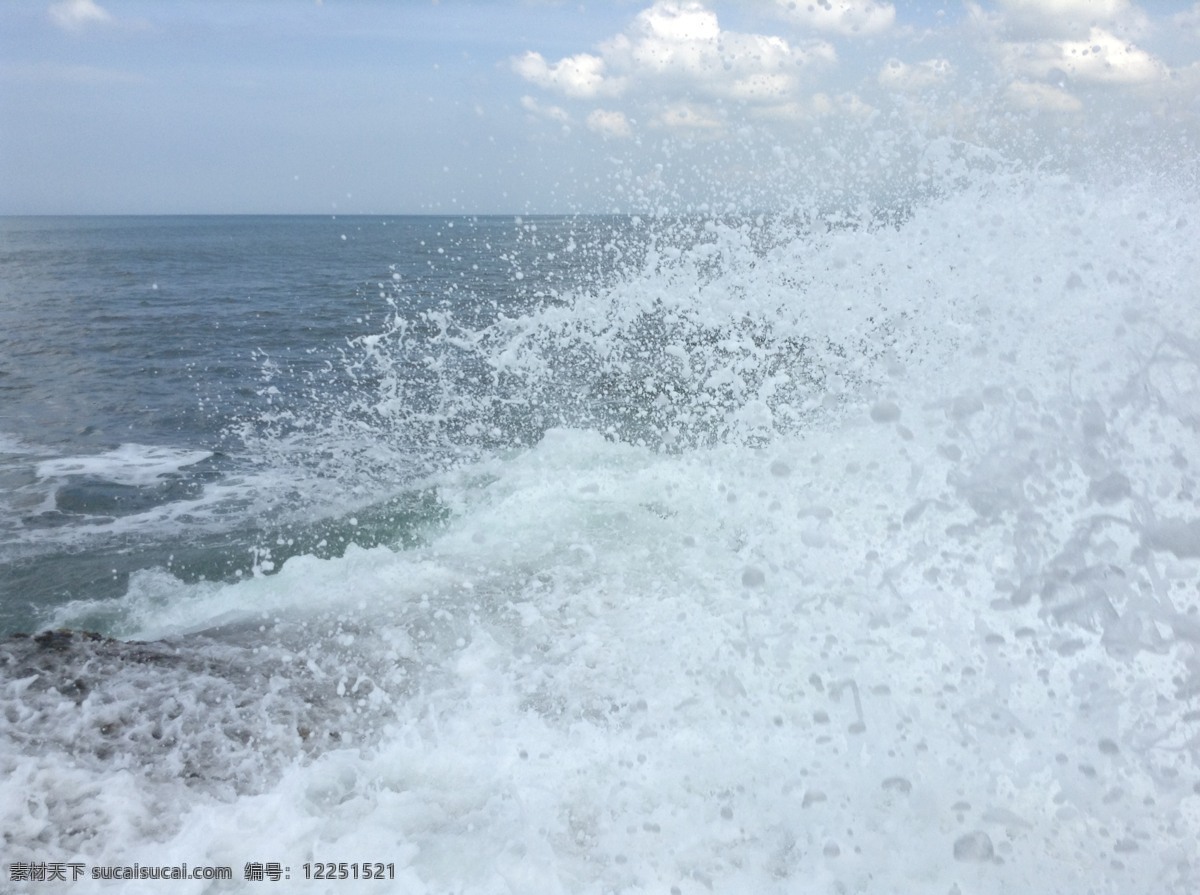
[0,215,602,448]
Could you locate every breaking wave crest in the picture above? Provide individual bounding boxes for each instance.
[7,152,1200,893]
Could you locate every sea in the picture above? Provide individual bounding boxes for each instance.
[2,148,1199,893]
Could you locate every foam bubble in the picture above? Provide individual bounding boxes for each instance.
[35,444,214,487]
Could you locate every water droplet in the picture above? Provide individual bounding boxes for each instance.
[870,400,901,423]
[741,566,766,587]
[953,831,994,862]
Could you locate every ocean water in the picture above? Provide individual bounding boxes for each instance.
[2,154,1200,893]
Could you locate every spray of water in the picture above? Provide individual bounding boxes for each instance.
[8,123,1200,893]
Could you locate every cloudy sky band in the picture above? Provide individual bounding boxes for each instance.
[2,0,1196,214]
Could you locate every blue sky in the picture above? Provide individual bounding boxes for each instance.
[1,1,1197,214]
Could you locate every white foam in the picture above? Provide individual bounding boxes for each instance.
[35,443,214,487]
[10,170,1200,894]
[0,431,37,455]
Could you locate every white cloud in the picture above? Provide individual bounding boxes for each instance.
[656,101,724,130]
[512,51,619,100]
[600,1,836,99]
[1005,80,1083,112]
[512,1,837,137]
[48,0,111,32]
[768,0,896,38]
[818,90,875,120]
[520,95,571,124]
[877,58,953,92]
[1174,3,1200,37]
[586,108,633,138]
[1000,26,1168,85]
[512,0,1196,151]
[965,0,1172,115]
[991,0,1147,40]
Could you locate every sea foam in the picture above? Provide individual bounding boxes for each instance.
[5,166,1200,893]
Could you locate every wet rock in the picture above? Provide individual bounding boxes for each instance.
[0,626,398,815]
